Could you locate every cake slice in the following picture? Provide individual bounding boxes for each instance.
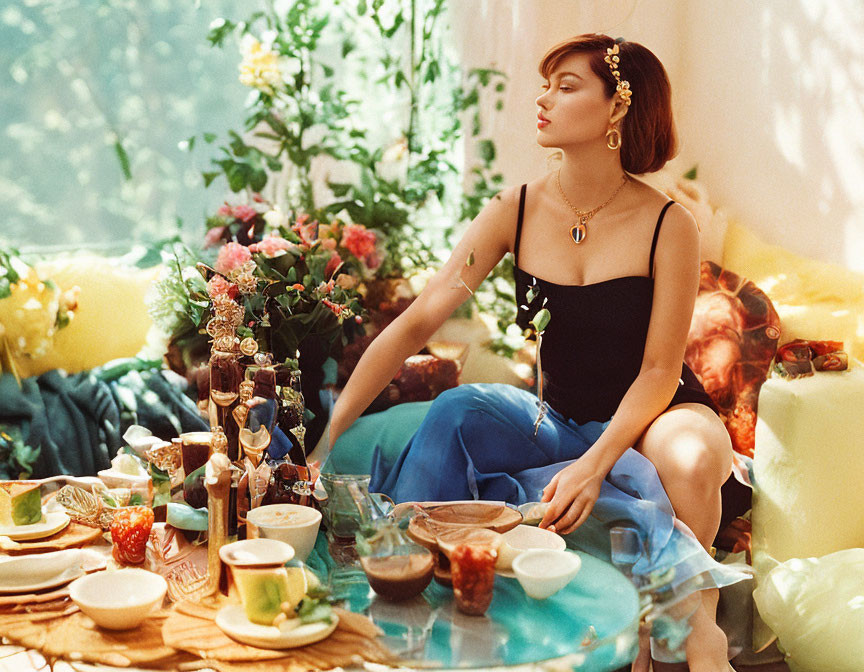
[0,481,43,526]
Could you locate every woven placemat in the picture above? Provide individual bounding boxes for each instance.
[163,597,396,671]
[0,591,394,671]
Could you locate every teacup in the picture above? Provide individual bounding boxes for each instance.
[230,565,308,625]
[512,549,581,600]
[246,504,322,562]
[219,539,306,625]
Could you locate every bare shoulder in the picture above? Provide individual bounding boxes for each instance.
[629,178,697,235]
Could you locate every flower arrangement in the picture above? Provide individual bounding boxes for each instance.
[149,195,372,376]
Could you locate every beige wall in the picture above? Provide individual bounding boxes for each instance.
[447,0,864,272]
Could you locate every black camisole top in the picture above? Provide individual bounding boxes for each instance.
[513,183,719,425]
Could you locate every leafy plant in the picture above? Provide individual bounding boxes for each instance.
[195,0,508,280]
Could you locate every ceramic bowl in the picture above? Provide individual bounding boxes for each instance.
[219,538,295,568]
[69,568,167,629]
[246,504,322,562]
[512,549,581,600]
[496,524,566,571]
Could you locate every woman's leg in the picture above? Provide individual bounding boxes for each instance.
[632,402,734,672]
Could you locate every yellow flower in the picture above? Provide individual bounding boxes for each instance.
[238,35,284,94]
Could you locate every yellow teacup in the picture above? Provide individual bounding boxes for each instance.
[231,565,308,626]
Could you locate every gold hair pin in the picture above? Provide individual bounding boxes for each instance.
[604,43,632,106]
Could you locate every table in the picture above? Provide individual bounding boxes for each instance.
[0,533,640,672]
[309,535,641,672]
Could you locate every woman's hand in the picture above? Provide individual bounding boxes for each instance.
[539,458,606,535]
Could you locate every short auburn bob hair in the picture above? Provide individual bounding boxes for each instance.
[539,34,677,174]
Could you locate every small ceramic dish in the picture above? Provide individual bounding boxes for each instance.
[495,524,567,577]
[512,549,582,600]
[0,548,106,594]
[0,510,70,541]
[219,538,295,568]
[216,604,338,649]
[246,504,322,562]
[69,568,167,629]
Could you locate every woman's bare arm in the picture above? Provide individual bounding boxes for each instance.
[328,186,519,448]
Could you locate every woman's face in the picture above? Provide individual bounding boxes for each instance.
[535,52,615,149]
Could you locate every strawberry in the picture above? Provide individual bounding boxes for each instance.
[110,506,155,565]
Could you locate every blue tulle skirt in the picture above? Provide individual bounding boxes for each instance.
[369,383,752,660]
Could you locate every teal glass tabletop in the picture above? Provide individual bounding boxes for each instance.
[306,535,640,671]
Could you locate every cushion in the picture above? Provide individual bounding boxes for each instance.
[751,366,864,650]
[685,261,781,457]
[20,256,159,377]
[322,400,432,475]
[722,222,864,363]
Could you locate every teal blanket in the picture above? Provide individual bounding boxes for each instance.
[0,359,206,479]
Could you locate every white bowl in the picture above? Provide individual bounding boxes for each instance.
[246,504,322,562]
[512,549,581,600]
[219,538,295,568]
[496,524,566,571]
[69,568,167,630]
[97,468,151,490]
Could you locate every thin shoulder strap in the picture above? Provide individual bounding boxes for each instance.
[649,200,676,279]
[514,184,527,265]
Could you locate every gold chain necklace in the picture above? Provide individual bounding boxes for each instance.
[556,168,629,245]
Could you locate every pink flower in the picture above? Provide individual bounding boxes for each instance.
[215,242,252,274]
[320,238,337,251]
[325,252,343,278]
[256,235,292,258]
[232,204,258,223]
[296,213,310,225]
[292,222,318,245]
[207,275,238,300]
[341,223,377,260]
[251,192,265,203]
[204,226,227,249]
[217,204,233,217]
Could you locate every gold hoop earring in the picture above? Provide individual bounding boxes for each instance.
[606,128,621,150]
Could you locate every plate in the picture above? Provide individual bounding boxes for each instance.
[0,548,106,594]
[404,501,522,549]
[0,510,70,541]
[215,604,339,649]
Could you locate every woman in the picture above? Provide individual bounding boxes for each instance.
[330,34,742,671]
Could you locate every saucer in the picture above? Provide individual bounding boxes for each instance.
[216,604,338,649]
[0,510,70,541]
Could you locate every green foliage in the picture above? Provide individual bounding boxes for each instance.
[0,426,40,480]
[198,0,508,279]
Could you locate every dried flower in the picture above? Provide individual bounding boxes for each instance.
[207,275,238,299]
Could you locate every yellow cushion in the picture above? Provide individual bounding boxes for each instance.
[16,256,160,377]
[722,222,864,362]
[751,367,864,649]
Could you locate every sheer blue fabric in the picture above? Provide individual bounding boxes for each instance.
[370,383,752,599]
